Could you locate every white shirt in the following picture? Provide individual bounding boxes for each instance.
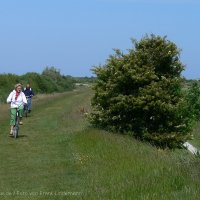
[7,90,27,108]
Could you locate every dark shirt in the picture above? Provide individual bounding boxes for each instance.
[23,87,34,98]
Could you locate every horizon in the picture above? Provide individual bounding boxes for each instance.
[0,68,198,80]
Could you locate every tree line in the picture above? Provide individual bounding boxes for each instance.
[0,66,93,103]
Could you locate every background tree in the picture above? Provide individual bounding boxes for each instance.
[0,67,75,103]
[90,34,192,147]
[180,80,200,128]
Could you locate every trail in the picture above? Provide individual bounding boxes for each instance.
[0,88,91,200]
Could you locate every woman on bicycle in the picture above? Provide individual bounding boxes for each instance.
[7,83,27,135]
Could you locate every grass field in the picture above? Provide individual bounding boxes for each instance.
[1,87,200,200]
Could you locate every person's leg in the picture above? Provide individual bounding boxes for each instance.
[28,98,32,112]
[10,108,16,134]
[18,105,24,125]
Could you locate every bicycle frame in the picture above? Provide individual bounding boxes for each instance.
[24,96,31,117]
[24,98,29,118]
[13,107,20,139]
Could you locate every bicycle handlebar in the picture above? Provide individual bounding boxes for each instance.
[26,95,33,98]
[10,102,25,108]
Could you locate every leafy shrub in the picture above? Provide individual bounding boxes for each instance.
[180,81,200,127]
[89,34,192,147]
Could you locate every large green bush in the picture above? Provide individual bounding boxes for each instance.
[0,73,20,103]
[90,35,192,147]
[42,66,75,92]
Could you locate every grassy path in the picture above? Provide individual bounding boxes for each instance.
[0,88,200,199]
[0,89,91,200]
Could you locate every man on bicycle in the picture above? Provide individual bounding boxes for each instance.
[23,83,34,113]
[7,83,27,135]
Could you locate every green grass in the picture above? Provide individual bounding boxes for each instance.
[1,87,200,199]
[190,123,200,150]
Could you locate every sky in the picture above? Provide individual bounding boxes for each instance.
[0,0,199,78]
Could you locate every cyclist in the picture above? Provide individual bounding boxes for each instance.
[23,83,34,113]
[7,83,27,135]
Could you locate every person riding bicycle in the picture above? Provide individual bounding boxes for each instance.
[7,83,27,135]
[23,83,34,113]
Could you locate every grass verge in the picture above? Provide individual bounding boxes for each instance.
[0,87,200,199]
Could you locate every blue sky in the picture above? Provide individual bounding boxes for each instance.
[0,0,199,78]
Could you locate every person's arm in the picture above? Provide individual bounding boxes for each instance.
[22,93,28,104]
[7,91,13,103]
[31,89,34,96]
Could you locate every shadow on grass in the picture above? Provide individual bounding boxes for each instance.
[9,135,28,139]
[18,134,28,138]
[24,115,32,118]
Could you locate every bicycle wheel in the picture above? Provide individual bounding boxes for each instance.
[13,116,20,138]
[25,105,28,118]
[13,127,17,138]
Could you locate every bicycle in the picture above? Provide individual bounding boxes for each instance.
[24,97,29,118]
[12,107,20,139]
[24,95,33,117]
